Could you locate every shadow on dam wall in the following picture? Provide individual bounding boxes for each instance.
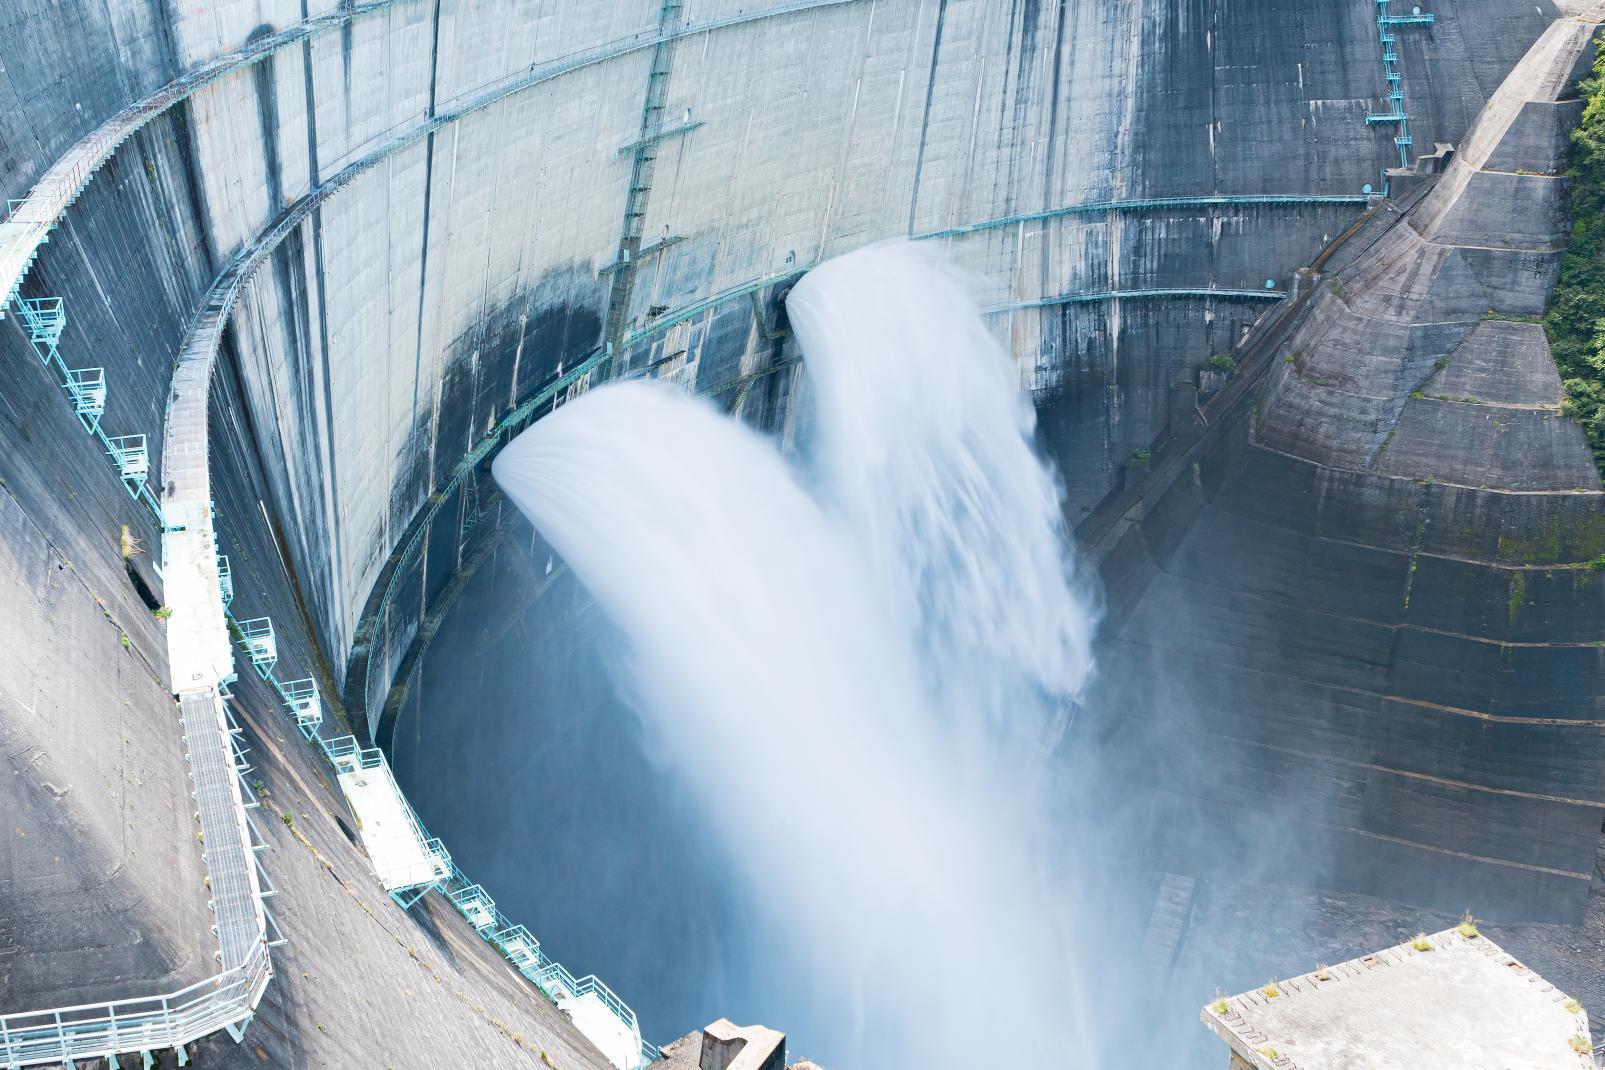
[389,520,765,1046]
[349,276,604,733]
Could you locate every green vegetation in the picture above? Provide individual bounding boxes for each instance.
[1508,570,1527,624]
[1457,914,1480,939]
[1210,998,1228,1015]
[1410,933,1433,952]
[1206,354,1237,372]
[1496,511,1605,564]
[1566,998,1582,1014]
[281,811,295,828]
[1129,447,1152,468]
[1544,46,1605,478]
[1261,983,1281,999]
[153,605,172,620]
[1571,1036,1591,1055]
[1256,1047,1280,1061]
[1487,310,1543,324]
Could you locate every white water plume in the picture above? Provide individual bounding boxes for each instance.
[493,241,1100,1068]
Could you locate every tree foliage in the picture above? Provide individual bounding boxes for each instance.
[1544,49,1605,478]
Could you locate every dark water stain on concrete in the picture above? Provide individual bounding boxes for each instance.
[245,24,285,214]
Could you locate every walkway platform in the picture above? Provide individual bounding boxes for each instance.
[560,991,645,1070]
[530,961,647,1070]
[323,738,451,902]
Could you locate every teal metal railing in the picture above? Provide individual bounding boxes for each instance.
[984,286,1289,315]
[235,618,278,678]
[280,678,322,737]
[0,943,272,1068]
[914,193,1372,241]
[216,594,659,1058]
[1372,0,1435,166]
[7,290,166,518]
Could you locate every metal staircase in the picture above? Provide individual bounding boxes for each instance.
[1372,0,1436,166]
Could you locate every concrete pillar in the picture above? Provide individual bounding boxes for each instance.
[698,1019,785,1070]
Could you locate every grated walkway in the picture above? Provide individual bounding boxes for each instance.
[178,692,266,971]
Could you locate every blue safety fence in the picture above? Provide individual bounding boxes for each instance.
[218,587,660,1066]
[9,291,166,519]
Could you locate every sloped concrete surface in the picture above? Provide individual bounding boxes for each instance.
[0,480,213,1013]
[185,692,615,1069]
[1086,12,1605,928]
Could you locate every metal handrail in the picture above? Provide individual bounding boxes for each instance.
[914,193,1372,241]
[317,735,451,892]
[532,962,639,1031]
[0,866,271,1068]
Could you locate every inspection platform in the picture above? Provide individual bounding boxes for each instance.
[1202,927,1595,1069]
[323,738,450,904]
[560,991,643,1070]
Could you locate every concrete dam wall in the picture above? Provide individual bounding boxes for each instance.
[0,0,1557,738]
[0,0,1596,1066]
[1084,14,1605,927]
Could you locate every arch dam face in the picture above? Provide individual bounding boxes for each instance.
[0,1,1599,1068]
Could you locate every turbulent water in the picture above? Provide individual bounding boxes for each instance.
[493,241,1100,1068]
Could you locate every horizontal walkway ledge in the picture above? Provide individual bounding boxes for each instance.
[0,0,413,314]
[916,193,1372,240]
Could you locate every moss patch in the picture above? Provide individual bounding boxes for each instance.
[1488,509,1605,566]
[1508,570,1528,624]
